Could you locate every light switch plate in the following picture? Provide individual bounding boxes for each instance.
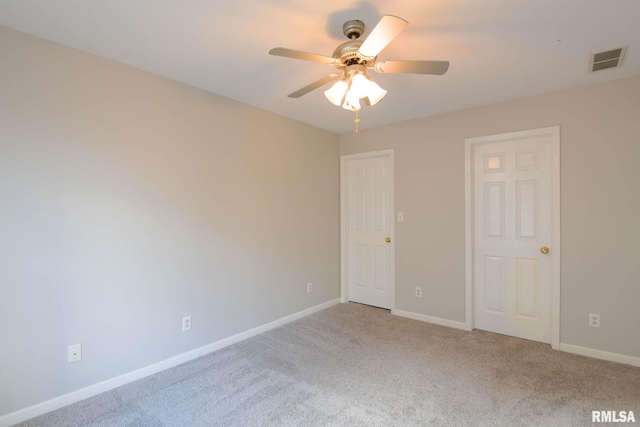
[397,212,404,222]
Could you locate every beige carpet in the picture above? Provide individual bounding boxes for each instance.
[17,302,640,426]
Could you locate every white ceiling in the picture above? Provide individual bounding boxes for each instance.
[1,0,639,134]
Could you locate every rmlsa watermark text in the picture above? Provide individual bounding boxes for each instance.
[592,411,636,423]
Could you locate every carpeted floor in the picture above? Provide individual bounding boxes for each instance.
[16,302,640,426]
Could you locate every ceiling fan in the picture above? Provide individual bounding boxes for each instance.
[269,15,449,118]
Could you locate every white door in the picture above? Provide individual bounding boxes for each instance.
[471,129,558,343]
[342,151,394,309]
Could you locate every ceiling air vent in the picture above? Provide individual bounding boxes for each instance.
[589,46,627,72]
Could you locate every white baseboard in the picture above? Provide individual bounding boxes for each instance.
[559,343,640,368]
[392,309,470,331]
[392,309,640,367]
[0,298,340,427]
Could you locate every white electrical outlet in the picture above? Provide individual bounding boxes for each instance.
[182,316,192,332]
[415,287,422,298]
[589,313,600,328]
[68,343,82,363]
[307,282,313,293]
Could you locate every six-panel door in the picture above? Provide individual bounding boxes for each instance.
[347,154,393,309]
[473,135,552,343]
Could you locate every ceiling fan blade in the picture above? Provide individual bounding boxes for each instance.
[374,60,450,75]
[288,74,340,98]
[357,15,408,60]
[269,47,338,65]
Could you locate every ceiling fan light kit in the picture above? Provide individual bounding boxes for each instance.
[269,15,450,133]
[323,64,388,111]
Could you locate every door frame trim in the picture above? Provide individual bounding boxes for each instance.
[464,127,560,349]
[340,149,395,310]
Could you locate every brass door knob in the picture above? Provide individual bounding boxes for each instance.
[386,237,391,243]
[541,246,550,254]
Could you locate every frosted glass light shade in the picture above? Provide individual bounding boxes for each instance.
[365,80,387,106]
[324,80,348,106]
[342,90,361,111]
[349,73,370,99]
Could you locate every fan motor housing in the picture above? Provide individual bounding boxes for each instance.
[333,40,362,63]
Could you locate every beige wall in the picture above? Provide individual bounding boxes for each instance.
[341,74,640,359]
[0,26,339,416]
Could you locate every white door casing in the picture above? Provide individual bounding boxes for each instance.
[465,127,560,348]
[340,150,394,309]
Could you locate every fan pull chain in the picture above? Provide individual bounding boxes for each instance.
[354,110,360,135]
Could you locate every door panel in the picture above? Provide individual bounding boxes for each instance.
[517,180,538,239]
[516,258,539,318]
[485,182,505,238]
[484,256,505,313]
